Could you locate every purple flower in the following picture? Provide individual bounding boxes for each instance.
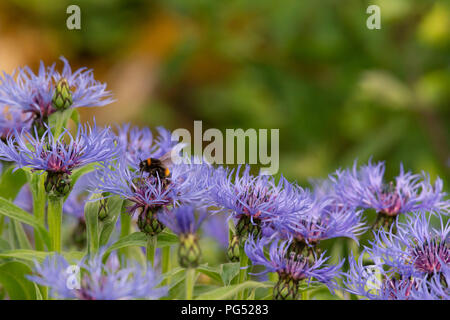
[331,160,449,225]
[27,249,167,300]
[92,158,213,213]
[344,253,421,300]
[116,124,175,168]
[369,211,449,278]
[0,105,32,139]
[211,165,312,239]
[0,122,119,174]
[245,237,343,299]
[158,205,206,236]
[276,198,367,249]
[0,57,113,120]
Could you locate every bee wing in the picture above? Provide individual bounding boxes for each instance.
[158,150,174,167]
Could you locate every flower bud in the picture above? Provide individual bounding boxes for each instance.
[45,172,72,197]
[52,78,73,110]
[227,235,240,262]
[274,275,300,300]
[236,215,261,240]
[137,207,165,236]
[178,233,201,269]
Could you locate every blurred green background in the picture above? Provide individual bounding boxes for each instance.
[0,0,448,187]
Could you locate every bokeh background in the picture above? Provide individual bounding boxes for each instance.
[0,0,448,188]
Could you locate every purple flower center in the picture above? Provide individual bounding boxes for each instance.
[411,239,449,275]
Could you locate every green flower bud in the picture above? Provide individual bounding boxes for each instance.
[52,78,73,110]
[137,207,165,236]
[44,172,72,198]
[227,235,240,262]
[236,215,261,240]
[178,233,201,269]
[274,275,300,300]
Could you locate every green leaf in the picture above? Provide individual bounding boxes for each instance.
[70,109,80,126]
[11,220,33,250]
[99,196,124,247]
[197,265,223,285]
[220,262,240,286]
[0,197,50,249]
[195,281,272,300]
[0,261,36,300]
[157,230,179,248]
[0,166,27,200]
[34,283,43,300]
[0,249,84,264]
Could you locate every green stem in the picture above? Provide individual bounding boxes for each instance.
[0,216,4,237]
[47,196,63,252]
[119,211,131,262]
[237,244,249,300]
[147,236,157,267]
[31,174,46,251]
[161,246,171,285]
[185,268,196,300]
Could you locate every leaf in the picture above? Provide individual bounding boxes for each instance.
[0,166,27,200]
[0,249,84,264]
[11,220,33,250]
[0,261,36,299]
[99,195,124,247]
[197,265,223,285]
[220,262,240,286]
[0,197,50,248]
[156,230,179,248]
[195,281,272,300]
[104,232,147,257]
[34,283,43,300]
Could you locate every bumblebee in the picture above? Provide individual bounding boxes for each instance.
[139,151,172,179]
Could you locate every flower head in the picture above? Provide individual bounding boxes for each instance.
[28,249,167,300]
[331,160,448,226]
[369,212,449,278]
[158,205,207,268]
[0,57,114,120]
[245,237,343,299]
[0,122,118,174]
[211,165,312,239]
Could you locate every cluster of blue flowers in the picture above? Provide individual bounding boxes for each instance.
[0,58,448,300]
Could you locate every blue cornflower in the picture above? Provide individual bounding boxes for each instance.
[203,213,229,249]
[27,249,167,300]
[158,205,207,268]
[331,160,449,226]
[211,165,312,240]
[344,252,421,300]
[275,198,367,255]
[0,57,113,120]
[116,124,175,168]
[0,105,32,139]
[92,157,213,236]
[0,122,118,174]
[0,122,119,197]
[369,211,449,279]
[244,237,343,300]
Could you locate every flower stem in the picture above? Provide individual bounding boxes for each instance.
[237,244,249,300]
[147,235,157,268]
[47,196,63,253]
[161,246,171,285]
[31,174,46,250]
[185,268,196,300]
